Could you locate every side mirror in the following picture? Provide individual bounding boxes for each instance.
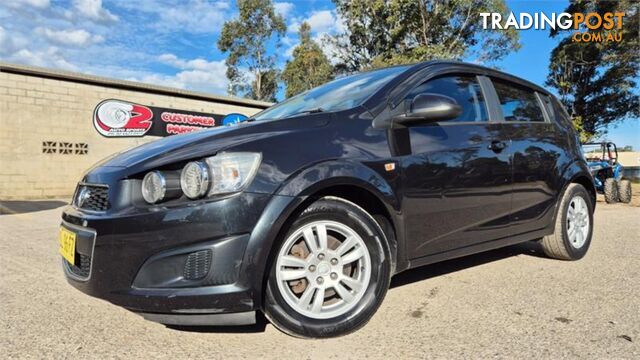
[393,93,462,126]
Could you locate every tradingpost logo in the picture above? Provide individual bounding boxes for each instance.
[480,11,626,43]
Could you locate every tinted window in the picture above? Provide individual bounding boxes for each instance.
[492,80,545,122]
[404,75,489,122]
[551,97,573,127]
[540,94,570,127]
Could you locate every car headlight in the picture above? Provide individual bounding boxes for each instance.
[141,170,181,204]
[181,161,210,199]
[145,152,261,203]
[141,171,166,204]
[205,152,262,195]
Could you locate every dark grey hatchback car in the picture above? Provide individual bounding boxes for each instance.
[60,61,595,338]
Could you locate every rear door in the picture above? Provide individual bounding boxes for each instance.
[489,78,565,233]
[398,74,514,259]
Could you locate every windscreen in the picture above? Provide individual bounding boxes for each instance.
[253,65,410,121]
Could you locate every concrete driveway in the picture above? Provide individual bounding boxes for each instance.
[1,198,638,359]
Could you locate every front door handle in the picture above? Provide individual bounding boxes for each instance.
[488,140,507,152]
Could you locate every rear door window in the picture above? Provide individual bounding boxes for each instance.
[404,75,489,123]
[492,79,545,122]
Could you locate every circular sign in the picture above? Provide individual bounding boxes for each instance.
[221,113,248,126]
[94,99,153,137]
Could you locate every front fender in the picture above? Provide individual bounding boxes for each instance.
[242,160,403,307]
[239,193,305,309]
[275,159,400,211]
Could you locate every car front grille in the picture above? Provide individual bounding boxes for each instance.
[67,254,92,279]
[74,184,109,211]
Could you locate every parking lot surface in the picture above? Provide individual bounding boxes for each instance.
[1,195,638,359]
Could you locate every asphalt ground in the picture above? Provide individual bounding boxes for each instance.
[0,200,68,215]
[1,189,638,359]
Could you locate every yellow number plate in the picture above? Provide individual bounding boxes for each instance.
[59,227,76,265]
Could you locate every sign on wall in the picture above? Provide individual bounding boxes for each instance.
[93,99,249,137]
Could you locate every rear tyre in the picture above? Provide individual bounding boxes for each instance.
[617,179,632,203]
[603,178,619,203]
[264,197,391,338]
[540,183,593,260]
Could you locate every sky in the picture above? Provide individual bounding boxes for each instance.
[0,0,638,148]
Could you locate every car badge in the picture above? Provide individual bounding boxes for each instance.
[76,187,91,207]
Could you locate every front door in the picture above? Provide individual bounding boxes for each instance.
[397,74,513,259]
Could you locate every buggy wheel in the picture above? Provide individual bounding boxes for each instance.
[603,178,618,203]
[617,179,632,203]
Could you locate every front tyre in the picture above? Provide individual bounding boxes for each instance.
[617,179,632,203]
[264,197,391,338]
[540,183,594,260]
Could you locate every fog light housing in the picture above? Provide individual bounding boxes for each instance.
[183,249,213,280]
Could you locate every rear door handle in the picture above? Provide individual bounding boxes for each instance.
[488,140,507,152]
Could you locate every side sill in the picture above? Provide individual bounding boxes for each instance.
[406,228,550,270]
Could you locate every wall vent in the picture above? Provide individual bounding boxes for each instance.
[42,141,57,154]
[42,141,89,155]
[59,142,73,154]
[75,143,88,155]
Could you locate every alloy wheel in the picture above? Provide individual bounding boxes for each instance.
[274,220,372,319]
[566,195,590,249]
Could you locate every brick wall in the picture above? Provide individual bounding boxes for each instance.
[0,66,268,200]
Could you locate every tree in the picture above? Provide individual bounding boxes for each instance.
[282,22,334,98]
[329,0,520,72]
[217,0,286,102]
[546,0,639,141]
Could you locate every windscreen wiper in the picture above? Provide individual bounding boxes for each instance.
[283,107,324,119]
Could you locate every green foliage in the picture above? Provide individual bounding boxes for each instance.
[546,0,639,139]
[282,22,334,98]
[330,0,520,72]
[571,115,592,144]
[217,0,286,102]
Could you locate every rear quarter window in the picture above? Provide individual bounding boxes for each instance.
[492,79,545,123]
[551,97,574,128]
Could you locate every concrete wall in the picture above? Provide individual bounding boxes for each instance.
[618,152,640,182]
[618,152,640,168]
[0,64,269,200]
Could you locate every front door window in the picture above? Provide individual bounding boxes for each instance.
[403,75,489,123]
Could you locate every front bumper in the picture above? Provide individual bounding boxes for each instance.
[61,192,276,324]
